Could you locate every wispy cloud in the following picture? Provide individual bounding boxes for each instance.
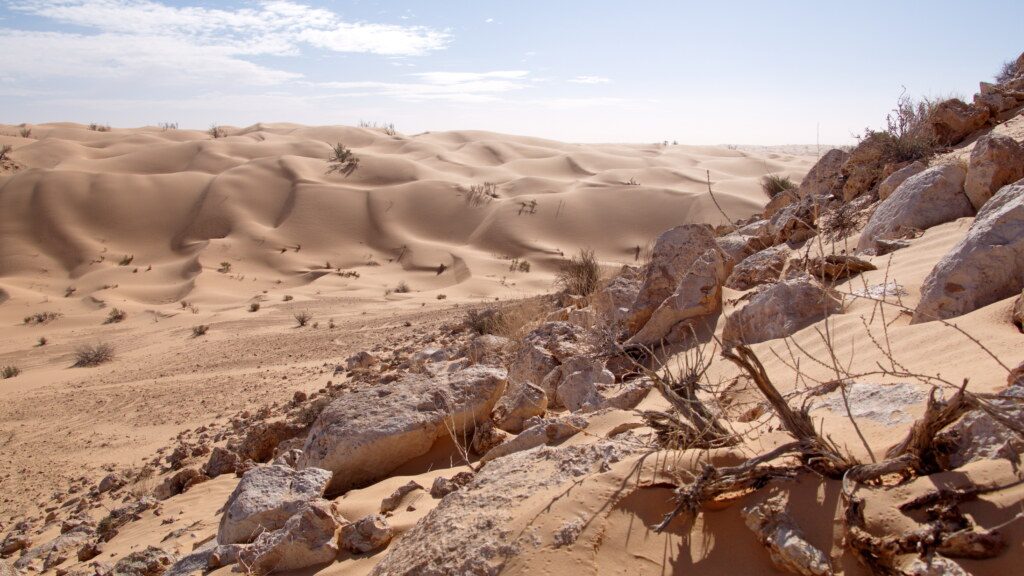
[568,75,612,84]
[317,71,533,102]
[1,1,450,86]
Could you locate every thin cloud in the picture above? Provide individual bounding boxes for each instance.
[317,71,533,102]
[568,75,612,84]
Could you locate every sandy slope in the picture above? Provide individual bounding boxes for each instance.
[0,123,813,528]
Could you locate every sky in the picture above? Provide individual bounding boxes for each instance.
[0,0,1021,144]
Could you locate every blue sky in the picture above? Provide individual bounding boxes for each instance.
[1,0,1021,143]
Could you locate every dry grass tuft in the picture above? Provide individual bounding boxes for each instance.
[761,174,796,198]
[1,366,20,379]
[555,249,600,296]
[104,308,127,324]
[294,311,312,327]
[191,324,209,337]
[327,143,359,176]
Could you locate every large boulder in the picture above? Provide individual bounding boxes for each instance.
[340,515,393,554]
[878,160,927,201]
[913,183,1024,323]
[625,249,724,346]
[925,99,990,146]
[626,225,722,333]
[798,148,849,199]
[768,194,820,245]
[857,163,973,254]
[301,366,507,493]
[725,245,790,291]
[237,419,307,463]
[218,465,332,545]
[237,500,341,575]
[964,134,1024,210]
[723,275,842,346]
[544,357,615,411]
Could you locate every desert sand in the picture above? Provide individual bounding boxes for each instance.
[2,58,1024,576]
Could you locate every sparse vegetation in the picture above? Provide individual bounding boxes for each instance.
[209,124,224,138]
[359,120,397,136]
[249,302,260,312]
[37,337,47,346]
[860,91,941,164]
[65,286,77,298]
[326,142,359,176]
[395,281,411,293]
[0,144,11,161]
[218,261,232,273]
[74,343,114,367]
[555,249,600,297]
[89,123,111,132]
[1,366,20,379]
[509,258,530,273]
[191,324,209,337]
[19,128,31,138]
[118,254,134,266]
[283,295,293,302]
[104,308,127,324]
[294,311,311,327]
[462,182,500,206]
[158,122,178,131]
[465,298,552,345]
[996,59,1020,83]
[24,311,62,325]
[760,174,796,198]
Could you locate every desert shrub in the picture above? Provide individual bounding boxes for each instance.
[436,294,447,300]
[359,120,397,136]
[158,122,178,131]
[327,143,359,176]
[761,174,796,198]
[0,144,11,161]
[74,343,114,367]
[294,311,311,327]
[860,92,941,164]
[465,299,551,344]
[625,177,640,186]
[104,308,127,324]
[208,124,224,138]
[191,324,209,337]
[283,295,293,302]
[37,337,47,346]
[249,302,260,312]
[394,281,411,294]
[218,261,231,273]
[65,286,76,298]
[463,182,499,206]
[19,128,31,138]
[996,59,1020,83]
[1,366,19,379]
[555,249,600,296]
[24,311,61,325]
[118,254,134,266]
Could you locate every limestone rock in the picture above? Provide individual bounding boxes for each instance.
[97,473,126,494]
[798,149,849,199]
[237,419,307,463]
[543,357,614,412]
[380,481,424,514]
[743,497,832,576]
[345,351,378,371]
[913,183,1024,323]
[480,414,589,464]
[429,471,474,499]
[857,164,973,254]
[471,420,510,455]
[926,99,990,146]
[218,465,332,545]
[626,224,722,333]
[301,366,507,493]
[109,546,176,576]
[878,161,927,201]
[768,195,820,245]
[626,249,724,347]
[841,134,886,202]
[466,334,510,365]
[1013,290,1024,331]
[591,267,641,329]
[237,500,341,575]
[154,468,207,501]
[723,275,842,346]
[964,134,1024,210]
[725,245,790,291]
[507,345,558,391]
[764,189,798,219]
[491,382,548,433]
[802,254,877,282]
[340,515,393,554]
[13,528,91,572]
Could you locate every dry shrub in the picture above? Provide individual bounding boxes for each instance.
[761,174,796,198]
[555,249,600,296]
[249,302,260,312]
[0,144,11,161]
[104,308,127,324]
[191,324,209,337]
[465,298,551,345]
[393,281,411,293]
[294,311,311,327]
[326,142,359,176]
[75,343,114,367]
[996,59,1019,83]
[1,366,20,379]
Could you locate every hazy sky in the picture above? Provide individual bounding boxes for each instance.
[1,0,1021,143]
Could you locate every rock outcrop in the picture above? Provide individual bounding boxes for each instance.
[878,160,927,201]
[857,164,973,254]
[725,245,790,291]
[925,98,990,146]
[301,366,507,493]
[723,275,842,346]
[913,182,1024,323]
[797,149,849,199]
[340,515,393,554]
[625,248,724,346]
[491,382,547,433]
[218,465,332,545]
[964,134,1024,210]
[626,224,722,334]
[237,500,341,575]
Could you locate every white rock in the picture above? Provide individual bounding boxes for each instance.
[218,465,331,545]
